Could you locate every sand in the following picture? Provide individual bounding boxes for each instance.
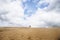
[0,27,60,40]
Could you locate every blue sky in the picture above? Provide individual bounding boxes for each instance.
[22,0,49,17]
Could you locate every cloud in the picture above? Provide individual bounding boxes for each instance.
[23,0,60,28]
[0,0,60,28]
[0,0,24,27]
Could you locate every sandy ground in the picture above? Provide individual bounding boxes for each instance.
[0,27,60,40]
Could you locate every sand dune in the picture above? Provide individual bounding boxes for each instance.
[0,27,60,40]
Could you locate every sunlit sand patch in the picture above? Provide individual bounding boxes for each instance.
[0,27,60,40]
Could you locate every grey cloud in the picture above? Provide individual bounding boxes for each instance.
[55,0,60,12]
[45,0,60,12]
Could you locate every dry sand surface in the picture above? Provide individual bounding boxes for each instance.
[0,27,60,40]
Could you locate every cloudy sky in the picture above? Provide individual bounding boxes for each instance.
[0,0,60,28]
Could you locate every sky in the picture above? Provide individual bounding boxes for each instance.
[0,0,60,28]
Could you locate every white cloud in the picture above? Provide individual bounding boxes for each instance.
[0,0,60,28]
[24,0,60,28]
